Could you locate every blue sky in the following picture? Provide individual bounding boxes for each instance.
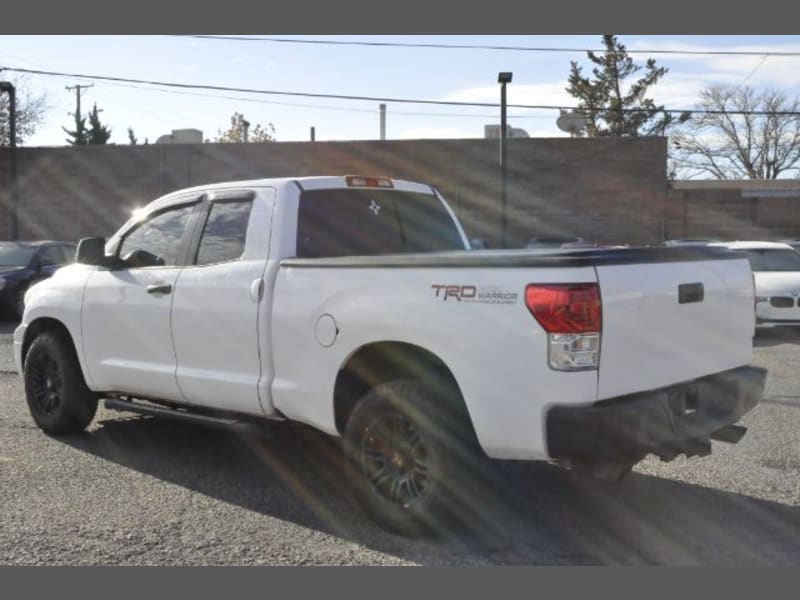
[2,35,800,146]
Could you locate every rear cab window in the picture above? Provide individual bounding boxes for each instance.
[296,188,464,258]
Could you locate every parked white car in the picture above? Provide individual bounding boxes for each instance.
[711,241,800,326]
[779,239,800,253]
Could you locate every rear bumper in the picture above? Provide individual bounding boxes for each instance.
[546,365,767,463]
[756,317,800,327]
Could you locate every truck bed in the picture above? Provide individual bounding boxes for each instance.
[274,244,755,459]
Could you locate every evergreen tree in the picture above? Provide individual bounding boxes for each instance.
[63,113,89,145]
[86,103,111,144]
[566,35,688,136]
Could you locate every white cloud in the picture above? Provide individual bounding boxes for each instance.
[648,75,711,108]
[627,39,800,86]
[440,82,573,111]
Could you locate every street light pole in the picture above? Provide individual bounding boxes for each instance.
[0,81,17,241]
[498,72,512,249]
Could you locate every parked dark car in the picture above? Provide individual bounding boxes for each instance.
[0,241,76,319]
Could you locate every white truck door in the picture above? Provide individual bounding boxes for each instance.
[81,199,201,401]
[170,188,274,416]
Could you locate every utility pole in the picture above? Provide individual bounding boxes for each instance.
[379,103,386,140]
[498,72,512,249]
[0,81,17,240]
[65,83,92,144]
[66,83,93,120]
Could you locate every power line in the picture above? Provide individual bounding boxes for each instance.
[740,54,770,85]
[98,78,554,120]
[0,64,565,110]
[3,64,800,117]
[173,35,800,57]
[6,64,545,130]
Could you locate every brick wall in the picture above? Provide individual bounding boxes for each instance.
[667,184,800,241]
[0,137,669,247]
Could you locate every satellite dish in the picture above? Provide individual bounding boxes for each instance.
[556,111,589,136]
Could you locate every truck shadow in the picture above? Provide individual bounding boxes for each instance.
[0,319,18,335]
[62,413,800,565]
[754,326,800,347]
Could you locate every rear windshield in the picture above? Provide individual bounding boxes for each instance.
[743,248,800,272]
[296,188,464,258]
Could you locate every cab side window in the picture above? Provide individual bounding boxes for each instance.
[118,204,196,268]
[194,200,253,266]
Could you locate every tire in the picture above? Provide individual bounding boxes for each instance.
[342,378,482,536]
[23,330,98,435]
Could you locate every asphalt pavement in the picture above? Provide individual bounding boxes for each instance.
[1,320,799,565]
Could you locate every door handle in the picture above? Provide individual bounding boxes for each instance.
[678,282,704,304]
[147,283,173,295]
[250,278,264,302]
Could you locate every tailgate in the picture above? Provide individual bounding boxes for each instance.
[597,257,755,399]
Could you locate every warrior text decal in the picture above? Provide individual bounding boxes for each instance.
[431,284,518,305]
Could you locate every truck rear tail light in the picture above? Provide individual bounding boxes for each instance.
[525,283,602,371]
[345,175,394,188]
[525,283,601,333]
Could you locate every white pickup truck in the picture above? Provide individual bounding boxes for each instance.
[15,175,766,534]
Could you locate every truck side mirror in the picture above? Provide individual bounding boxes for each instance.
[76,237,108,266]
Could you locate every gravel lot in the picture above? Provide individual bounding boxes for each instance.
[1,320,799,565]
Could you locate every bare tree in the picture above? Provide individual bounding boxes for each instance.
[0,75,48,147]
[672,85,800,179]
[214,111,275,143]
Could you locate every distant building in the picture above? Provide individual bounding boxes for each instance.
[155,129,203,144]
[484,124,529,139]
[670,179,800,198]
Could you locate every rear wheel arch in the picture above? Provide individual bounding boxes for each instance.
[333,341,478,445]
